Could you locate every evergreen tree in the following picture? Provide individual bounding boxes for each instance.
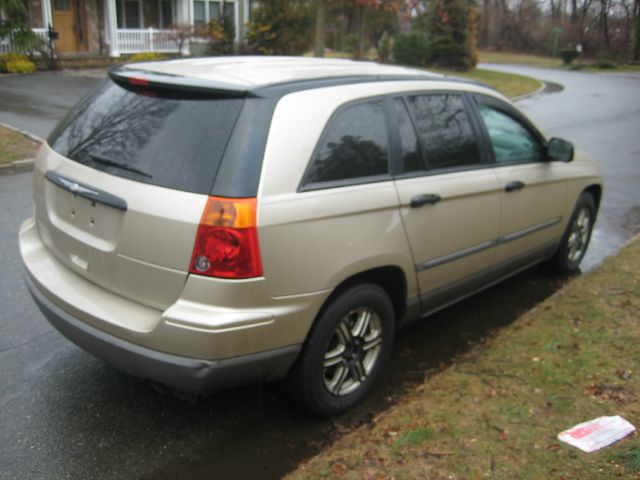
[424,0,478,70]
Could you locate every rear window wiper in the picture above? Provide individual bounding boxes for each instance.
[89,152,152,178]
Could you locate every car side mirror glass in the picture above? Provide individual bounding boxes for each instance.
[547,137,574,162]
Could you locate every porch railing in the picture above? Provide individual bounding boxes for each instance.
[116,28,180,54]
[0,28,48,54]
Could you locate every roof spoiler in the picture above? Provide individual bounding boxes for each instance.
[108,65,251,98]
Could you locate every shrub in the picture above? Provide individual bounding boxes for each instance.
[596,60,617,69]
[560,49,579,65]
[0,53,36,74]
[245,21,277,55]
[377,32,394,63]
[393,32,429,67]
[128,52,167,63]
[245,1,311,55]
[340,32,358,55]
[201,17,234,56]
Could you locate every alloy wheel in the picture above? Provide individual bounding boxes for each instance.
[567,207,591,263]
[322,307,383,396]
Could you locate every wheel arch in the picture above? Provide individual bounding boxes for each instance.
[583,184,602,214]
[314,266,408,332]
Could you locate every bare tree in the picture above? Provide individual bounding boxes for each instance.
[599,0,613,46]
[169,24,196,57]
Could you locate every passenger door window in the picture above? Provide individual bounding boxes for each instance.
[405,93,481,171]
[303,100,389,187]
[478,104,544,164]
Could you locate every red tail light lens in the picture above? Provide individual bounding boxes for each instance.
[189,197,262,279]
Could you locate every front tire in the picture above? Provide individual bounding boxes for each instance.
[286,283,395,417]
[551,192,596,274]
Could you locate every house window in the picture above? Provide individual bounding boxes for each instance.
[193,1,235,27]
[53,0,72,11]
[159,0,173,28]
[116,0,142,29]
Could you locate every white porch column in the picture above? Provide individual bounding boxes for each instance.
[105,0,120,57]
[41,0,53,30]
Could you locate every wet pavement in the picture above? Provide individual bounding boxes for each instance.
[1,67,639,479]
[0,71,100,139]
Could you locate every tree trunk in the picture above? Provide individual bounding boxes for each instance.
[314,0,326,57]
[600,0,611,47]
[355,5,366,60]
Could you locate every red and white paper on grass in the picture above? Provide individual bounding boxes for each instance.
[558,415,636,453]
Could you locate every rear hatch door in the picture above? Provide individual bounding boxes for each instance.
[36,77,245,310]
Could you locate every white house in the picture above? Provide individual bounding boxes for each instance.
[2,0,250,57]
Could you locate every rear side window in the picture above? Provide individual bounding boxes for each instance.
[302,100,389,187]
[406,93,480,171]
[49,80,244,195]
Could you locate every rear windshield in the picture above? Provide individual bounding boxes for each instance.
[49,80,244,195]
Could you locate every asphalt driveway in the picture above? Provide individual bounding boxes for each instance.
[0,71,102,139]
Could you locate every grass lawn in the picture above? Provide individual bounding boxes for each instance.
[0,126,40,165]
[435,68,543,98]
[288,237,640,479]
[479,51,564,68]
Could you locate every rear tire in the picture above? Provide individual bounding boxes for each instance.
[286,283,395,417]
[551,192,596,274]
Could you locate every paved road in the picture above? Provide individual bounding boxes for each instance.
[1,67,639,479]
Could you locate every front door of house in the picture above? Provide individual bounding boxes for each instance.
[52,0,88,53]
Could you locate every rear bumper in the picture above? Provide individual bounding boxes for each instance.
[24,272,301,393]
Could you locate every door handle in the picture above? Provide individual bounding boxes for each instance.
[410,194,441,208]
[505,181,525,192]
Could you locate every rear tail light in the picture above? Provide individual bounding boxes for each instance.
[189,197,262,279]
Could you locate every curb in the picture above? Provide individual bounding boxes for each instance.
[511,80,546,102]
[0,123,42,175]
[0,158,36,175]
[0,122,45,143]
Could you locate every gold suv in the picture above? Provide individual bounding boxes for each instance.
[20,57,603,416]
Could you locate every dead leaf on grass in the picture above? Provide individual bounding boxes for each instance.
[586,383,633,405]
[615,369,632,380]
[330,462,348,476]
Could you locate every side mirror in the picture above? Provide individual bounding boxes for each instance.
[547,137,574,162]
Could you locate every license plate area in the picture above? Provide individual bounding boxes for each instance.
[45,180,125,251]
